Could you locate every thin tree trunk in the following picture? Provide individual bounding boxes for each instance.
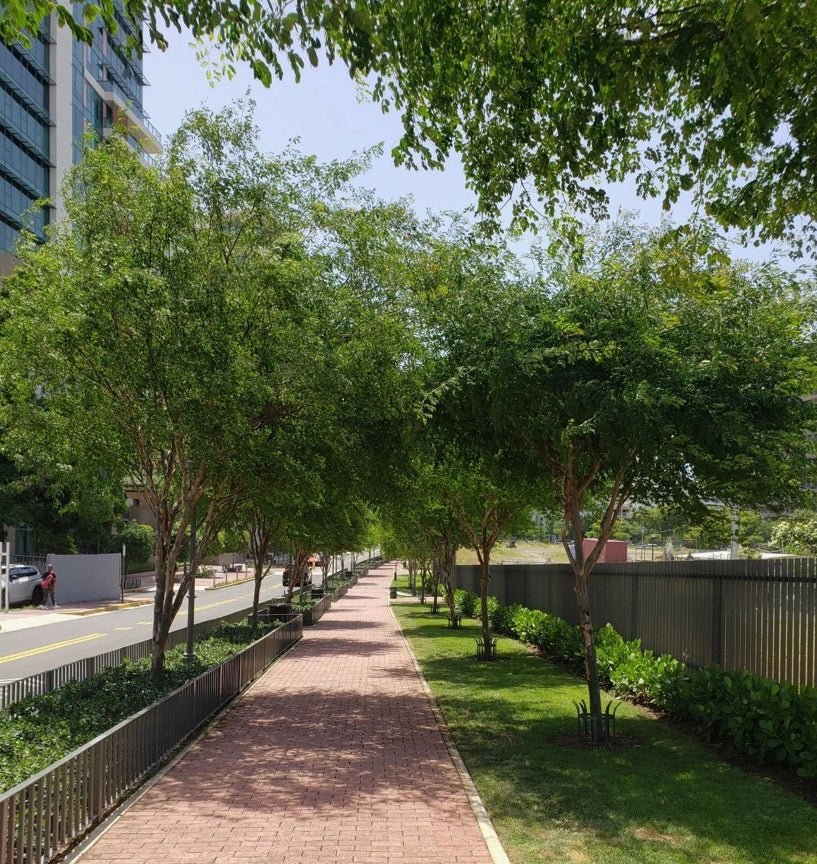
[479,554,492,659]
[439,535,456,617]
[251,576,262,630]
[575,566,604,738]
[562,454,635,742]
[431,557,442,613]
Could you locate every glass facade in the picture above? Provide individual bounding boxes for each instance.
[0,2,159,257]
[72,1,156,163]
[0,23,52,254]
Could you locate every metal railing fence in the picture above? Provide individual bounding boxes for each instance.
[308,594,332,625]
[0,605,259,711]
[1,559,376,711]
[0,617,302,864]
[454,557,817,689]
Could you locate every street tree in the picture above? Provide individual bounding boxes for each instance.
[409,228,542,655]
[770,513,817,556]
[382,452,468,615]
[0,104,338,674]
[231,194,427,609]
[3,2,815,248]
[449,461,530,657]
[439,219,817,738]
[242,503,286,629]
[0,451,127,554]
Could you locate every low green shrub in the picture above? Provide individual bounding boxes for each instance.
[487,595,516,635]
[682,667,817,777]
[292,596,316,610]
[483,596,817,779]
[0,619,277,792]
[508,604,584,671]
[454,589,477,618]
[595,624,687,712]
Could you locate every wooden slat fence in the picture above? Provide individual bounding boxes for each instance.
[454,557,817,688]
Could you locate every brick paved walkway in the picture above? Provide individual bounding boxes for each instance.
[72,562,501,864]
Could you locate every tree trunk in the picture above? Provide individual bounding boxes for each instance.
[440,539,456,617]
[150,496,194,678]
[575,565,604,740]
[248,527,271,631]
[429,556,442,613]
[151,554,178,676]
[251,575,262,631]
[150,520,175,677]
[320,553,330,590]
[479,555,493,659]
[419,560,427,605]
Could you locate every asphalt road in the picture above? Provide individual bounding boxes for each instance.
[0,573,290,684]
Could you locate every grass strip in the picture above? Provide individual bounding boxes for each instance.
[392,602,817,864]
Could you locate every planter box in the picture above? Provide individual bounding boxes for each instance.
[296,594,331,626]
[0,618,302,864]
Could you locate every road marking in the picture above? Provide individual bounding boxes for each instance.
[0,633,106,665]
[114,626,132,631]
[197,597,251,611]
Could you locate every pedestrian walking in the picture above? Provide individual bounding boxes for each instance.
[41,564,58,608]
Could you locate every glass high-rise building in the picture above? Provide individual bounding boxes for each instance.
[0,3,161,275]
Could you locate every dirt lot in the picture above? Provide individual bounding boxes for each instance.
[455,540,570,566]
[455,539,670,565]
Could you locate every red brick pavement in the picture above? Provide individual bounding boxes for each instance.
[72,562,502,864]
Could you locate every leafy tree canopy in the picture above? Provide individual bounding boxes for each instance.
[3,1,815,247]
[426,216,817,733]
[770,512,817,556]
[0,99,391,671]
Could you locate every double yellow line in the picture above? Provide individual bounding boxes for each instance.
[0,593,256,666]
[0,633,105,665]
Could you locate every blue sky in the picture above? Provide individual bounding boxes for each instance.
[143,35,793,267]
[143,34,481,220]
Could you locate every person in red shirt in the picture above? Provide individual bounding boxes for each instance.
[41,564,58,608]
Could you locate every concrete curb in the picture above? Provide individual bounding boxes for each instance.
[390,599,512,864]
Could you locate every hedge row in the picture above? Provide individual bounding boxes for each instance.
[0,619,279,792]
[453,589,817,778]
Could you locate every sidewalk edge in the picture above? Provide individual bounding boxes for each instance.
[389,602,512,864]
[64,637,303,863]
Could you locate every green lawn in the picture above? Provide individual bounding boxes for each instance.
[392,602,817,864]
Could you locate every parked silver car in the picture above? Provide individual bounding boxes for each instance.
[0,564,44,607]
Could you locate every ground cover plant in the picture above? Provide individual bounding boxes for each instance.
[392,602,817,864]
[455,590,817,782]
[0,620,277,792]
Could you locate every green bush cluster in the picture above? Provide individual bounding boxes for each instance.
[502,603,584,671]
[486,595,515,634]
[453,589,817,778]
[594,624,688,712]
[683,667,817,776]
[0,620,276,792]
[292,596,316,610]
[453,588,477,618]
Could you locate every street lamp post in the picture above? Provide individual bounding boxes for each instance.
[184,509,197,664]
[120,543,126,603]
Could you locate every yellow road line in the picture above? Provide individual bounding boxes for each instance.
[197,596,251,611]
[0,633,106,665]
[114,626,132,631]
